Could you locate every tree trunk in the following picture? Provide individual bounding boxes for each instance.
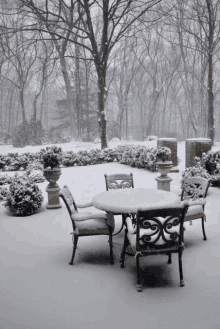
[207,54,214,144]
[125,103,128,141]
[75,42,81,140]
[97,68,108,149]
[145,89,160,136]
[85,66,90,140]
[33,92,40,123]
[40,84,46,122]
[19,88,26,123]
[8,89,14,133]
[59,56,76,140]
[206,0,214,144]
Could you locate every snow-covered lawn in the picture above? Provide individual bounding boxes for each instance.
[1,140,220,329]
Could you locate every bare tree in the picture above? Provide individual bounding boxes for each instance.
[0,30,37,123]
[132,23,181,137]
[166,0,220,144]
[7,0,163,148]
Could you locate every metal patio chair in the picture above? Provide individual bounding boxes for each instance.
[181,176,211,240]
[59,185,114,265]
[120,203,190,292]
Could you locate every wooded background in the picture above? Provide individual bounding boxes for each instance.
[0,0,220,147]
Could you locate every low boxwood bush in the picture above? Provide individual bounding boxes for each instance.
[116,144,158,171]
[0,186,8,201]
[26,162,44,176]
[182,165,211,180]
[181,165,211,190]
[62,151,77,167]
[28,170,45,183]
[4,174,44,216]
[200,150,220,174]
[0,174,12,185]
[0,153,31,171]
[0,144,171,173]
[192,150,220,187]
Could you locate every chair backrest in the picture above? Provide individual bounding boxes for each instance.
[104,173,134,190]
[59,185,78,217]
[181,176,211,201]
[136,205,189,249]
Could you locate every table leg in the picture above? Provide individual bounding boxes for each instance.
[112,214,126,236]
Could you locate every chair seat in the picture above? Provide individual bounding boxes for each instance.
[73,217,110,235]
[184,205,204,221]
[72,211,107,221]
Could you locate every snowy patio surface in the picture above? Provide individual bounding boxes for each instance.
[1,142,220,329]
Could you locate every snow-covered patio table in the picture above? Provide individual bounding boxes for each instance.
[92,188,181,214]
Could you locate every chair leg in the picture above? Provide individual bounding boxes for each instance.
[178,249,185,287]
[168,253,172,264]
[202,216,207,240]
[136,254,142,292]
[181,225,185,243]
[120,228,128,268]
[69,235,78,265]
[109,230,114,265]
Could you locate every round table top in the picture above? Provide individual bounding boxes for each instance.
[92,188,180,214]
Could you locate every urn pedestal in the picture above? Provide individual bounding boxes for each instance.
[155,161,173,192]
[43,168,62,209]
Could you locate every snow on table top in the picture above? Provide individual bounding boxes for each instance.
[92,188,181,214]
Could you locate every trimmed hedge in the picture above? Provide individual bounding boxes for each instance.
[0,144,163,173]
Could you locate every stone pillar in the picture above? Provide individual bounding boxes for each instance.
[157,138,179,172]
[155,176,173,192]
[46,186,62,209]
[185,138,212,168]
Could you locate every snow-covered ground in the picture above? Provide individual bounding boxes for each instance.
[0,140,159,155]
[1,140,220,329]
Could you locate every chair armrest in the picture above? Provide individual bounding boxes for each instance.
[76,202,93,208]
[126,216,136,234]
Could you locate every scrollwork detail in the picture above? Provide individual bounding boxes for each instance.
[139,215,180,246]
[108,180,133,189]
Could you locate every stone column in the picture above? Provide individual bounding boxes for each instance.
[46,186,62,209]
[155,176,173,192]
[185,138,212,168]
[157,138,179,172]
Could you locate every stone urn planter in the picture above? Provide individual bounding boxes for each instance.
[156,161,173,177]
[155,161,173,191]
[42,151,62,209]
[155,146,173,191]
[43,168,61,188]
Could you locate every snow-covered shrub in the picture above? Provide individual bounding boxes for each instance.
[28,170,45,183]
[0,174,12,185]
[0,186,8,201]
[26,162,44,176]
[4,174,44,216]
